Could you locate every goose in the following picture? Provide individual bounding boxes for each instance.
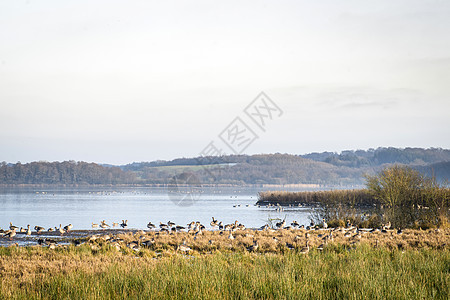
[26,225,31,236]
[210,217,219,227]
[4,228,17,240]
[218,222,224,230]
[48,227,54,232]
[322,219,328,230]
[291,220,299,227]
[175,225,185,231]
[275,217,286,229]
[120,220,128,229]
[92,222,99,228]
[19,227,27,233]
[63,224,73,232]
[177,241,191,253]
[100,221,110,229]
[317,237,328,251]
[285,242,295,250]
[34,226,45,233]
[147,222,156,230]
[159,222,168,230]
[299,240,310,254]
[187,221,195,230]
[167,221,176,227]
[247,240,259,252]
[58,224,65,235]
[259,224,269,230]
[9,222,19,231]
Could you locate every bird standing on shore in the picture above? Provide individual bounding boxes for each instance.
[323,219,328,229]
[59,224,65,235]
[120,220,128,229]
[9,222,18,231]
[300,240,310,254]
[100,220,110,229]
[4,228,17,240]
[63,224,73,232]
[210,217,219,228]
[147,222,155,230]
[34,226,45,234]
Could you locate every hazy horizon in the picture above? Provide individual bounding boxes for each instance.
[1,1,449,165]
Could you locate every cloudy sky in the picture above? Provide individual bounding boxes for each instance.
[1,0,449,164]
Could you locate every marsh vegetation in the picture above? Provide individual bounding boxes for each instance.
[0,227,449,299]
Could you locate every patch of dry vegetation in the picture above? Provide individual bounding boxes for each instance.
[0,228,449,299]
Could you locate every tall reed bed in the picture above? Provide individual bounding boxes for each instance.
[257,189,377,207]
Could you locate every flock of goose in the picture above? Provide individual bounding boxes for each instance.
[0,216,396,254]
[0,222,74,240]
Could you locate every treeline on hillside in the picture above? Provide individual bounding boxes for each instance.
[126,154,364,185]
[301,147,450,168]
[0,161,136,185]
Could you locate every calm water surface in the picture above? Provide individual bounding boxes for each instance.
[0,186,324,231]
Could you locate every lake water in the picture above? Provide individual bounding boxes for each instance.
[0,186,322,232]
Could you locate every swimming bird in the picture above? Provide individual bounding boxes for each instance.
[120,220,128,228]
[63,224,73,232]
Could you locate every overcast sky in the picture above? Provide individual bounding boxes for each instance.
[1,0,449,165]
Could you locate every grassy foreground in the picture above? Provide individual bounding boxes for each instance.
[1,242,449,299]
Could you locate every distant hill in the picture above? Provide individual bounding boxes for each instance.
[1,147,449,186]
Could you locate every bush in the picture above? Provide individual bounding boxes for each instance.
[365,165,449,228]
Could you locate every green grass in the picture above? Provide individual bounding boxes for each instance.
[2,245,449,299]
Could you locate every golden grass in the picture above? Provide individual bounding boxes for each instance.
[1,228,449,299]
